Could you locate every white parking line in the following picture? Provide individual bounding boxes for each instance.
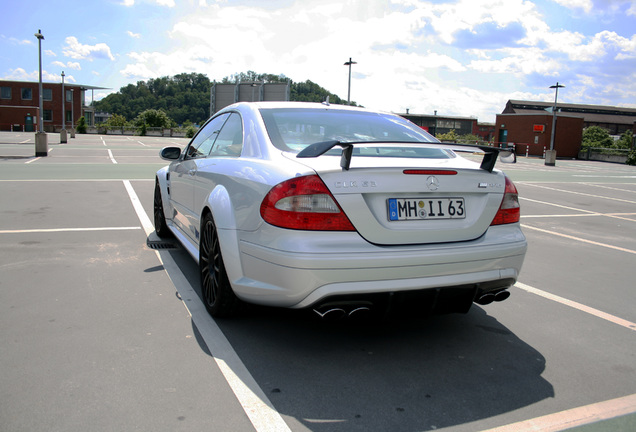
[516,282,636,331]
[122,180,292,432]
[520,224,636,255]
[0,227,141,234]
[107,149,118,164]
[521,183,636,205]
[482,393,636,432]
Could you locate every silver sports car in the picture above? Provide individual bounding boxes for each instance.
[154,102,527,319]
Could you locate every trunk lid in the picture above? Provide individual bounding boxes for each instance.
[287,152,506,245]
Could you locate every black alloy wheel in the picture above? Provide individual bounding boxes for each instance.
[154,180,172,238]
[199,213,241,317]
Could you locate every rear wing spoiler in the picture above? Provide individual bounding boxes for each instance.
[297,140,516,172]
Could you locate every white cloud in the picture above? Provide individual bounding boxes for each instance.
[52,61,82,71]
[62,36,115,61]
[120,0,175,6]
[127,30,141,38]
[4,36,32,45]
[110,0,635,122]
[2,68,76,83]
[551,0,593,13]
[44,50,56,57]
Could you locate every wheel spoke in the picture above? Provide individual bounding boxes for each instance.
[201,220,218,307]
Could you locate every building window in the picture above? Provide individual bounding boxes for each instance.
[43,88,53,101]
[66,110,72,122]
[22,88,33,100]
[43,109,53,121]
[66,90,72,102]
[1,87,11,99]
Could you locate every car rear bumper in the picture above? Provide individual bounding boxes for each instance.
[230,224,527,308]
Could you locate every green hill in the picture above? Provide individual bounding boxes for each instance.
[94,71,356,126]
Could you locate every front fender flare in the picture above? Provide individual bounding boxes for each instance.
[155,166,172,221]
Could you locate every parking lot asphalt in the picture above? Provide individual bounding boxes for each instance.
[1,132,635,432]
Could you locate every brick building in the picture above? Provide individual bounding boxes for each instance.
[495,113,584,158]
[400,111,496,141]
[0,80,108,132]
[496,100,636,158]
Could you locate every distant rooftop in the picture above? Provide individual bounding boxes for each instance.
[504,100,636,125]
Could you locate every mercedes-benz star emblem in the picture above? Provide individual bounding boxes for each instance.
[426,176,439,191]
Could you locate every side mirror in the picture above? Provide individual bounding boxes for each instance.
[499,150,516,164]
[160,146,182,161]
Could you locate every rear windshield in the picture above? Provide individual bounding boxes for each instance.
[260,108,452,159]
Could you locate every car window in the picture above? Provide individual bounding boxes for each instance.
[260,108,441,156]
[210,113,243,157]
[185,113,229,159]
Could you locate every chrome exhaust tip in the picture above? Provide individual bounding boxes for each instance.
[313,308,346,320]
[494,290,510,302]
[475,293,496,305]
[348,306,371,320]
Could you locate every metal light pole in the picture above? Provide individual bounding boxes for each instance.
[34,29,48,156]
[70,88,75,138]
[546,82,564,166]
[60,71,67,143]
[344,57,357,104]
[434,110,438,137]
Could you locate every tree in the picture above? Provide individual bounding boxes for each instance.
[581,126,613,149]
[614,130,633,149]
[94,73,211,125]
[134,109,174,128]
[101,113,128,128]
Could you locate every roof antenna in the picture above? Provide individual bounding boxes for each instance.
[322,96,330,106]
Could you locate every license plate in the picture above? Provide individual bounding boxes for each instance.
[388,198,466,221]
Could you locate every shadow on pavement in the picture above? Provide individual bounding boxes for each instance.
[194,303,553,432]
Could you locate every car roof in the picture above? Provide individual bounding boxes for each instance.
[222,101,396,116]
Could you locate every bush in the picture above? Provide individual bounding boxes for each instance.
[582,126,613,149]
[627,150,636,166]
[436,130,458,142]
[76,116,87,134]
[134,109,173,129]
[186,125,196,138]
[614,130,633,150]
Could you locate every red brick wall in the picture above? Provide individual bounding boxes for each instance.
[0,81,83,132]
[495,114,584,158]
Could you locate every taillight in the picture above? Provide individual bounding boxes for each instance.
[490,176,520,225]
[260,175,355,231]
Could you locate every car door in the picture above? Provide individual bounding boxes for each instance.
[193,112,245,219]
[169,113,229,241]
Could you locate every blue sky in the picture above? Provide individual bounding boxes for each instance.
[1,0,634,122]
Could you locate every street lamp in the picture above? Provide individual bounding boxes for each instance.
[70,88,75,138]
[60,71,67,143]
[546,82,565,166]
[344,57,357,104]
[34,29,47,156]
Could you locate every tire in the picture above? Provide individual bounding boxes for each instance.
[153,180,172,238]
[199,213,241,318]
